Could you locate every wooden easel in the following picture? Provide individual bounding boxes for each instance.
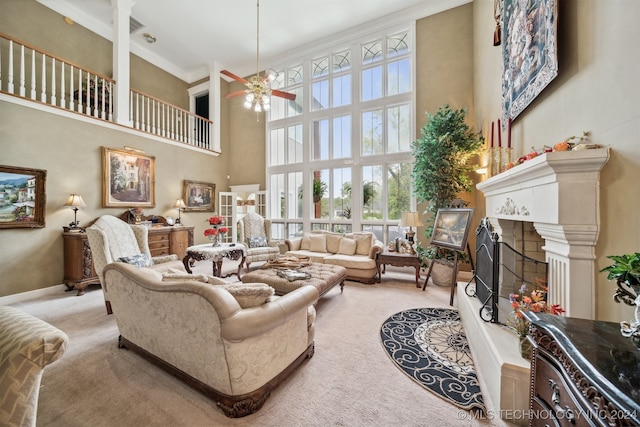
[422,242,474,306]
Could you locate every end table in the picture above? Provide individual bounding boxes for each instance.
[376,251,421,288]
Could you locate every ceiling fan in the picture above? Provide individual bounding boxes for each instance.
[221,0,296,112]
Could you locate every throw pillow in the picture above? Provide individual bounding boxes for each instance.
[309,234,327,253]
[325,232,343,254]
[353,233,373,256]
[247,236,268,248]
[117,253,153,268]
[218,283,275,309]
[300,233,311,250]
[337,237,357,256]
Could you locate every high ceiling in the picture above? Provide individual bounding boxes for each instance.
[37,0,469,83]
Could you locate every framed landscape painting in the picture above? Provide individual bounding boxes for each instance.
[102,147,155,208]
[0,165,47,229]
[430,208,475,252]
[502,0,558,123]
[182,180,215,212]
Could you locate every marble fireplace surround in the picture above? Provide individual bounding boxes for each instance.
[458,147,610,423]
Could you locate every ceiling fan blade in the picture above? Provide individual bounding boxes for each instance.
[221,69,249,85]
[225,90,248,99]
[272,89,296,101]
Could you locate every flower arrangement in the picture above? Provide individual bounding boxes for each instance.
[204,226,228,237]
[508,283,565,337]
[208,216,225,226]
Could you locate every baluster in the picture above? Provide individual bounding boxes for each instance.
[146,96,150,132]
[100,77,106,119]
[50,57,56,106]
[8,40,14,93]
[19,45,25,96]
[0,40,3,90]
[40,53,46,102]
[135,92,140,129]
[60,62,66,109]
[140,94,145,131]
[30,50,36,99]
[108,81,113,120]
[161,103,166,137]
[69,65,74,111]
[85,72,90,115]
[77,68,83,113]
[152,99,156,134]
[92,75,98,117]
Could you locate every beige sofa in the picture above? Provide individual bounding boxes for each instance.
[0,306,68,427]
[102,262,318,418]
[284,231,384,284]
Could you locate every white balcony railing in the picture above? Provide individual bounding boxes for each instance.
[0,32,213,152]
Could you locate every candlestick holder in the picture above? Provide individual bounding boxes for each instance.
[491,147,502,176]
[501,147,512,172]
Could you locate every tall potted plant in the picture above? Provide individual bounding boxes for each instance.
[411,105,483,282]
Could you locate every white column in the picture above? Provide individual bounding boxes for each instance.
[111,0,134,126]
[209,60,222,153]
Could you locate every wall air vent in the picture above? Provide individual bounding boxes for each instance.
[130,16,145,34]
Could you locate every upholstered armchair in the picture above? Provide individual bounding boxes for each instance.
[86,215,186,314]
[102,262,318,417]
[237,212,280,276]
[0,306,68,427]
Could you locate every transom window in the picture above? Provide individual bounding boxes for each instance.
[266,26,415,244]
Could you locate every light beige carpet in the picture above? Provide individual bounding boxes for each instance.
[8,260,506,427]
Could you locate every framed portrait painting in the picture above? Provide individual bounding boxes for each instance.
[102,147,155,208]
[182,180,215,212]
[502,0,558,123]
[0,165,47,229]
[430,208,475,252]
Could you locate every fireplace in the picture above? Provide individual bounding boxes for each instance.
[458,147,610,424]
[472,218,549,324]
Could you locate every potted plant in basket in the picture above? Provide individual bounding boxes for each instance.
[600,252,640,339]
[411,105,483,283]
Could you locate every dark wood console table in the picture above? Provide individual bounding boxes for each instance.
[526,312,640,426]
[63,224,193,295]
[376,251,421,287]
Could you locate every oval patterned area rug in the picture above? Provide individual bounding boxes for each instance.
[379,307,486,413]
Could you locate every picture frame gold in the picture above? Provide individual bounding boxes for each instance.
[430,208,475,252]
[502,0,558,123]
[0,165,47,229]
[182,180,215,212]
[102,147,155,208]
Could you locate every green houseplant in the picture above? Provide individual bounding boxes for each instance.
[411,105,483,278]
[600,252,640,339]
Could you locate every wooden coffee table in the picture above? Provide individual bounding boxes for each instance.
[376,251,421,288]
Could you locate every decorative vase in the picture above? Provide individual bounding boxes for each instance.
[519,335,532,359]
[210,232,220,247]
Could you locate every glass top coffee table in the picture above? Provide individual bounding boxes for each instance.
[182,243,246,278]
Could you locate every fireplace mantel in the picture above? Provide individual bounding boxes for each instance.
[477,147,610,319]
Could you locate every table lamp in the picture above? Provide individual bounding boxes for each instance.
[400,211,423,249]
[174,198,186,224]
[63,194,86,230]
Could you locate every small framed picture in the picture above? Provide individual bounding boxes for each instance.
[182,180,215,212]
[430,208,475,252]
[0,165,47,229]
[102,147,155,208]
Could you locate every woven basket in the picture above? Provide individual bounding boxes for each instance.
[430,261,454,287]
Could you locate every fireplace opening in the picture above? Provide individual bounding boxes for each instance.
[467,218,549,325]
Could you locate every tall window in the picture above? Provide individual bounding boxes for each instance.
[267,25,415,244]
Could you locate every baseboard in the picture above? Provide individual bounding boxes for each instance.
[0,284,68,305]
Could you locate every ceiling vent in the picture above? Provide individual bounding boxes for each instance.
[129,16,145,34]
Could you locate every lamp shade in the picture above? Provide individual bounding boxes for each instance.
[174,199,186,209]
[400,212,423,228]
[63,194,86,209]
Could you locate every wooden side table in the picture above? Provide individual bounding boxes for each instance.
[376,251,421,288]
[183,243,246,278]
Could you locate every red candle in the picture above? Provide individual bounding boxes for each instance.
[507,118,512,148]
[490,121,494,148]
[497,119,502,147]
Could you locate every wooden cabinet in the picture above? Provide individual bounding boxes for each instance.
[526,312,640,426]
[63,225,194,295]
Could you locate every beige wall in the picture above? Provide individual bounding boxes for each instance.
[472,0,640,322]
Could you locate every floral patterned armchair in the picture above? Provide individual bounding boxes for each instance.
[237,212,280,276]
[86,215,186,314]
